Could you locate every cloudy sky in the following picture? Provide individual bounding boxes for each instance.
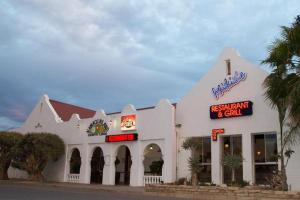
[0,0,299,130]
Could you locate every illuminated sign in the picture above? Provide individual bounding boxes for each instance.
[87,119,109,136]
[105,133,138,143]
[210,101,253,119]
[212,129,225,141]
[121,115,136,131]
[212,71,247,100]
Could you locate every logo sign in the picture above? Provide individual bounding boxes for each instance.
[210,101,253,119]
[212,71,247,100]
[212,129,225,141]
[105,133,138,143]
[121,115,136,131]
[87,119,109,136]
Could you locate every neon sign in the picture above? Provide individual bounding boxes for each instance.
[87,119,109,136]
[105,133,138,143]
[212,129,225,141]
[121,115,136,131]
[210,101,253,119]
[212,71,247,100]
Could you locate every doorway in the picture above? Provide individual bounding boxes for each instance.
[90,147,105,184]
[115,146,132,185]
[222,135,243,184]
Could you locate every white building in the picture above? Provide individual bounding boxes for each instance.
[11,48,300,190]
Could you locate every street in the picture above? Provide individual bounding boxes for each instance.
[0,182,184,200]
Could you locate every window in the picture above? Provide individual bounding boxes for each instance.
[253,133,278,184]
[194,137,211,183]
[222,135,243,184]
[226,59,231,75]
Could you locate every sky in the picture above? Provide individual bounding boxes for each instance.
[0,0,299,130]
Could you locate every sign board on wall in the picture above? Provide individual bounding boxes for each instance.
[121,115,136,131]
[212,129,225,141]
[105,133,138,142]
[210,101,253,119]
[87,119,109,136]
[212,71,247,100]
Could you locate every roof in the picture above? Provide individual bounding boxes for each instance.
[49,99,96,121]
[49,99,177,121]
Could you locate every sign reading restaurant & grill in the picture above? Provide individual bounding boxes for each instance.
[210,100,253,119]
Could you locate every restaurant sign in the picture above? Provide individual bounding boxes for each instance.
[87,119,109,136]
[105,133,138,143]
[210,101,253,119]
[212,71,247,100]
[121,115,136,131]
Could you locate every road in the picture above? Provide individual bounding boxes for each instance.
[0,182,184,200]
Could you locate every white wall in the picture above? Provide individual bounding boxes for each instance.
[12,95,176,186]
[176,48,281,185]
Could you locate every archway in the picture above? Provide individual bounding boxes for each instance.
[143,144,163,176]
[90,147,105,184]
[70,148,81,174]
[115,145,132,185]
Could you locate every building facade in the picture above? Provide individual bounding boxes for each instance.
[10,48,300,190]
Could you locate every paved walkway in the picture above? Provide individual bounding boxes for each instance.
[0,180,145,194]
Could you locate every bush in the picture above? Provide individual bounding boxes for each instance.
[176,177,187,185]
[12,132,65,181]
[0,131,23,180]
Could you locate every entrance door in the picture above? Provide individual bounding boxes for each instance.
[90,147,105,184]
[222,135,243,184]
[115,146,132,185]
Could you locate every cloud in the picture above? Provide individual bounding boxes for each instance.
[0,0,300,130]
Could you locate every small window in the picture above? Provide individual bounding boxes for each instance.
[226,59,231,75]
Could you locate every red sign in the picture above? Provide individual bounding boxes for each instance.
[105,133,138,143]
[212,129,225,141]
[121,115,136,131]
[210,101,253,119]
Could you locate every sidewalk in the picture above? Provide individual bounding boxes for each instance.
[0,180,145,194]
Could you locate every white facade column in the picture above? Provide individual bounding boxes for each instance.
[137,155,145,186]
[242,133,254,184]
[103,155,115,185]
[211,139,221,185]
[81,145,91,184]
[63,146,69,182]
[129,155,140,186]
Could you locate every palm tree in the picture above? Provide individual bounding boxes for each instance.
[222,154,243,185]
[182,137,203,186]
[262,15,300,191]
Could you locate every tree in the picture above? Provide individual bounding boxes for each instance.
[12,133,65,181]
[222,154,243,185]
[0,131,23,180]
[149,160,164,175]
[262,15,300,191]
[182,137,203,186]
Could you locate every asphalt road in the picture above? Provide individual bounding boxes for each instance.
[0,182,184,200]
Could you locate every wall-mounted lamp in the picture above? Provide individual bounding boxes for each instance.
[149,145,153,150]
[224,144,229,148]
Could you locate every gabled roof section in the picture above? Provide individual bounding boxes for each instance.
[49,99,96,121]
[49,99,177,120]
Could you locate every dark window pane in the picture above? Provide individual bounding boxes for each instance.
[223,137,231,155]
[232,136,242,156]
[198,165,211,183]
[255,165,278,184]
[265,134,278,162]
[203,137,211,163]
[254,135,265,163]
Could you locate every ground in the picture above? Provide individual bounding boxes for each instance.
[0,181,185,200]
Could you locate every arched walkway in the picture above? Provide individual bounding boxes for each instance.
[90,147,105,184]
[115,145,132,185]
[70,148,81,174]
[143,144,163,185]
